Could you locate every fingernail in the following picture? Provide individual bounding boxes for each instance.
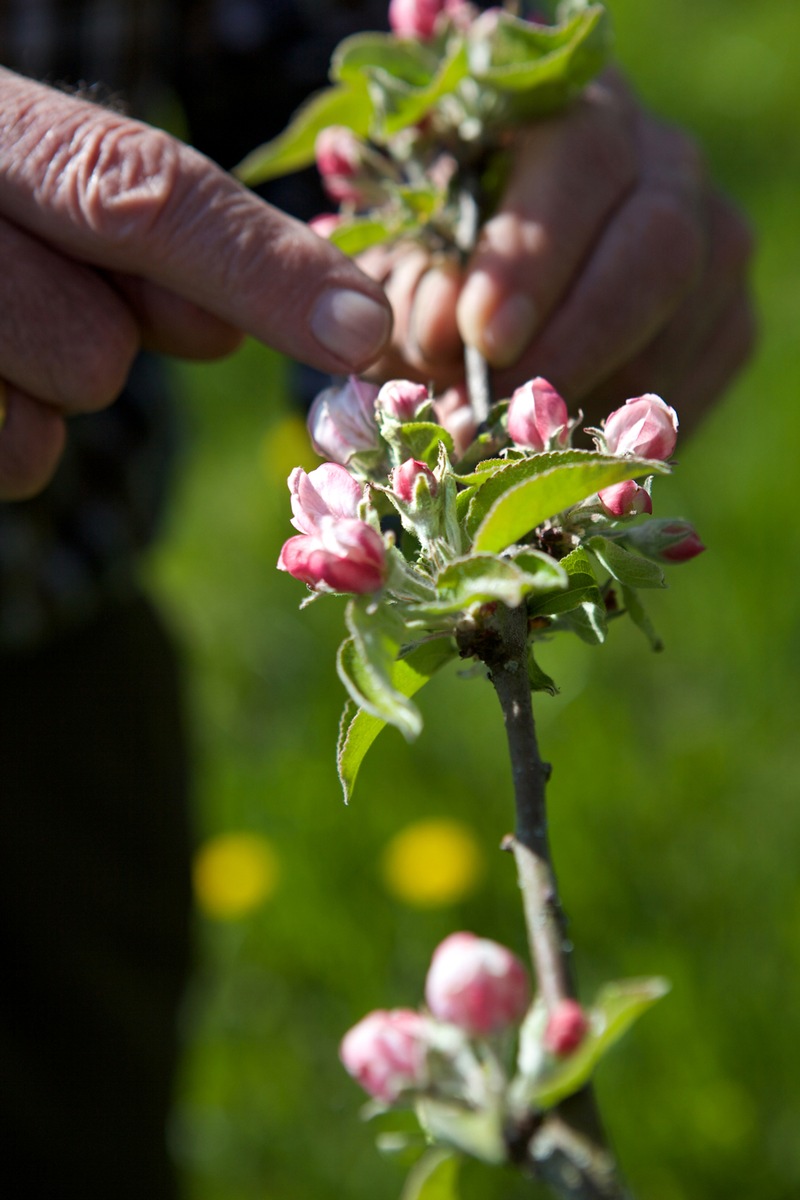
[483,294,537,366]
[310,288,391,367]
[458,272,537,367]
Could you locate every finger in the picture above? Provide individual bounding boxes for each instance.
[407,260,463,368]
[667,292,758,422]
[457,81,638,366]
[0,213,139,412]
[492,119,708,403]
[109,273,245,361]
[578,193,755,424]
[0,68,392,374]
[0,384,66,500]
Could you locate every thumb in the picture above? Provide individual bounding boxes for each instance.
[0,67,392,374]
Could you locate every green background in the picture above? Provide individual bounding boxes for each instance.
[143,1,800,1196]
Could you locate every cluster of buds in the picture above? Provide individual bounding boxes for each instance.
[277,373,703,596]
[340,930,592,1155]
[388,0,477,40]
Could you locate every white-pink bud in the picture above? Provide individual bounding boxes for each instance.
[308,213,343,239]
[425,932,530,1036]
[340,1009,429,1102]
[307,377,380,465]
[277,518,387,594]
[388,0,446,39]
[288,463,363,535]
[315,126,366,205]
[543,1000,589,1058]
[597,480,653,519]
[602,394,678,461]
[623,518,705,564]
[507,377,570,452]
[376,379,430,422]
[392,458,438,505]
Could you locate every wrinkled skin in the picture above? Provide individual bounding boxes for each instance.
[0,67,392,499]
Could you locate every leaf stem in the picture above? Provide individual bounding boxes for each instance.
[456,171,492,426]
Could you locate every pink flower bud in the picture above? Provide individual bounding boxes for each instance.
[425,932,530,1036]
[278,518,387,594]
[376,379,430,422]
[315,126,366,204]
[308,213,343,239]
[507,377,570,452]
[288,463,362,535]
[658,523,706,562]
[597,480,653,518]
[340,1009,429,1102]
[543,1000,589,1058]
[602,394,678,461]
[307,377,380,465]
[388,0,446,39]
[392,458,438,504]
[624,518,705,564]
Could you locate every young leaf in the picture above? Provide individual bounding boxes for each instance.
[389,421,455,469]
[329,214,417,256]
[527,646,558,695]
[408,552,567,618]
[587,536,666,590]
[337,598,424,742]
[235,82,372,184]
[621,584,664,652]
[471,455,669,554]
[337,637,457,802]
[470,6,611,121]
[400,1148,461,1200]
[516,977,670,1111]
[416,1098,506,1165]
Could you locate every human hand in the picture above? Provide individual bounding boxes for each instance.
[364,71,755,440]
[0,67,392,499]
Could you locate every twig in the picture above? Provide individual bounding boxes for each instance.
[466,601,630,1200]
[455,172,492,425]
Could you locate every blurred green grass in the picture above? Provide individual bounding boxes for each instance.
[144,2,800,1197]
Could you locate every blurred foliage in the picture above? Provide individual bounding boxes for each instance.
[144,1,800,1197]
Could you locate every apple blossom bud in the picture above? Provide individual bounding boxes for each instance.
[392,458,438,505]
[288,463,362,535]
[388,0,446,39]
[623,518,705,563]
[340,1009,429,1102]
[425,932,530,1036]
[277,518,387,594]
[376,379,430,422]
[315,126,366,204]
[307,377,381,465]
[543,999,589,1058]
[602,394,678,461]
[308,213,343,239]
[507,377,570,452]
[597,480,653,519]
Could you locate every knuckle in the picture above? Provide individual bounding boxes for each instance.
[641,190,705,293]
[713,195,757,274]
[36,105,181,249]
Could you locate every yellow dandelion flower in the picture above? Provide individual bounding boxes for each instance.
[193,832,280,920]
[382,818,484,908]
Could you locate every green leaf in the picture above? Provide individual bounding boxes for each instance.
[528,546,607,642]
[408,552,567,619]
[621,584,664,652]
[329,214,415,255]
[587,536,666,590]
[470,454,669,554]
[518,977,670,1111]
[527,646,558,695]
[334,33,470,138]
[337,637,456,802]
[390,421,455,468]
[470,6,612,121]
[416,1098,506,1165]
[337,599,424,743]
[235,82,372,184]
[400,1148,461,1200]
